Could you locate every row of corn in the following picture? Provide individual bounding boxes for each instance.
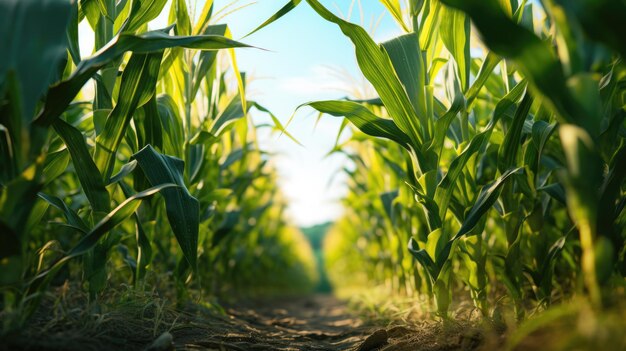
[294,0,626,318]
[0,0,316,332]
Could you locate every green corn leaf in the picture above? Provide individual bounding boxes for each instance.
[117,180,152,283]
[425,228,449,264]
[108,160,138,185]
[346,97,384,106]
[35,29,253,126]
[23,184,168,300]
[189,131,219,146]
[94,51,163,180]
[0,172,43,237]
[381,33,428,125]
[537,233,569,293]
[306,0,424,151]
[191,24,227,99]
[559,125,603,232]
[435,131,491,221]
[380,190,399,221]
[559,124,605,304]
[466,52,501,108]
[379,0,410,32]
[598,145,626,238]
[418,1,441,50]
[250,101,302,146]
[0,125,16,182]
[498,93,533,172]
[245,0,302,38]
[169,0,191,37]
[439,0,583,129]
[66,184,176,259]
[408,237,438,282]
[531,119,557,171]
[428,168,523,277]
[439,4,471,92]
[132,145,199,269]
[492,80,528,122]
[67,1,81,65]
[301,100,412,149]
[213,210,240,246]
[42,149,70,184]
[430,167,523,276]
[557,0,626,58]
[52,119,110,213]
[37,193,89,234]
[427,84,465,157]
[134,216,152,282]
[157,94,185,158]
[415,188,443,232]
[210,95,247,137]
[454,167,523,242]
[192,0,214,35]
[538,183,567,205]
[0,0,72,121]
[79,0,101,29]
[136,94,163,150]
[220,147,247,171]
[124,0,169,33]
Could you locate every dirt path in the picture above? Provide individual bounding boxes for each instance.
[175,295,378,350]
[4,292,483,351]
[172,295,482,351]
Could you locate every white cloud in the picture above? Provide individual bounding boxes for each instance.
[277,65,357,96]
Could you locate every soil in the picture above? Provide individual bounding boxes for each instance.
[2,293,483,351]
[5,289,624,350]
[171,295,482,351]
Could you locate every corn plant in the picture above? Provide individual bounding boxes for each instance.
[0,0,315,331]
[297,0,625,318]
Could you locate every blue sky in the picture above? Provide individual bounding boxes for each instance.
[80,1,403,226]
[212,0,402,226]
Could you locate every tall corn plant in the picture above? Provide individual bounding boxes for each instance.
[0,0,313,330]
[296,0,625,317]
[440,0,626,310]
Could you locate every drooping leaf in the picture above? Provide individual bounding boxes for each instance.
[35,29,253,126]
[210,94,247,137]
[132,145,199,269]
[245,0,302,38]
[306,0,424,151]
[454,167,524,242]
[37,193,89,233]
[408,237,438,281]
[301,100,412,149]
[52,119,110,213]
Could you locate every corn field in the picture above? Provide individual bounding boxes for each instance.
[0,0,317,331]
[1,0,625,349]
[310,0,626,318]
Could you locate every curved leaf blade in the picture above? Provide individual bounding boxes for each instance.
[302,100,412,149]
[132,145,199,269]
